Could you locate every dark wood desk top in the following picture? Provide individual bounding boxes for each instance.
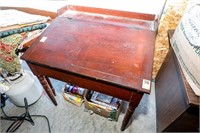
[168,30,199,107]
[21,6,156,94]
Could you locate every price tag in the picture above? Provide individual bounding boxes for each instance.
[142,79,151,90]
[40,37,47,42]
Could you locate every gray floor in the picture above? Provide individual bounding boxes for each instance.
[0,62,156,133]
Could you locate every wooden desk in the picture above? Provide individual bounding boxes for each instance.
[21,5,157,131]
[155,30,199,132]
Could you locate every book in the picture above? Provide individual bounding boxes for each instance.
[90,91,121,110]
[96,93,113,104]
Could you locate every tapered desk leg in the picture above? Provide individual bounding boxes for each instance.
[121,92,143,131]
[37,75,57,106]
[45,76,56,96]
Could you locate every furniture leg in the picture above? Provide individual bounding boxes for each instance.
[45,76,56,96]
[121,92,143,131]
[37,75,57,106]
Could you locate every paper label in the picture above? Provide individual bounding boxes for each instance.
[142,79,151,90]
[40,37,47,42]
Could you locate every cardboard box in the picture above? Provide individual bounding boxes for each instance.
[170,2,200,96]
[62,92,84,107]
[83,90,123,121]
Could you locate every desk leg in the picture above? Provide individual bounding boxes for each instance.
[121,92,143,131]
[45,76,56,96]
[37,75,58,106]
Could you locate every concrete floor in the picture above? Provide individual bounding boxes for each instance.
[1,62,156,133]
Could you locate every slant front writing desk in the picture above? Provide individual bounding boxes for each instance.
[21,6,157,131]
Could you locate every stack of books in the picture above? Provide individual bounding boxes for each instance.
[90,91,122,110]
